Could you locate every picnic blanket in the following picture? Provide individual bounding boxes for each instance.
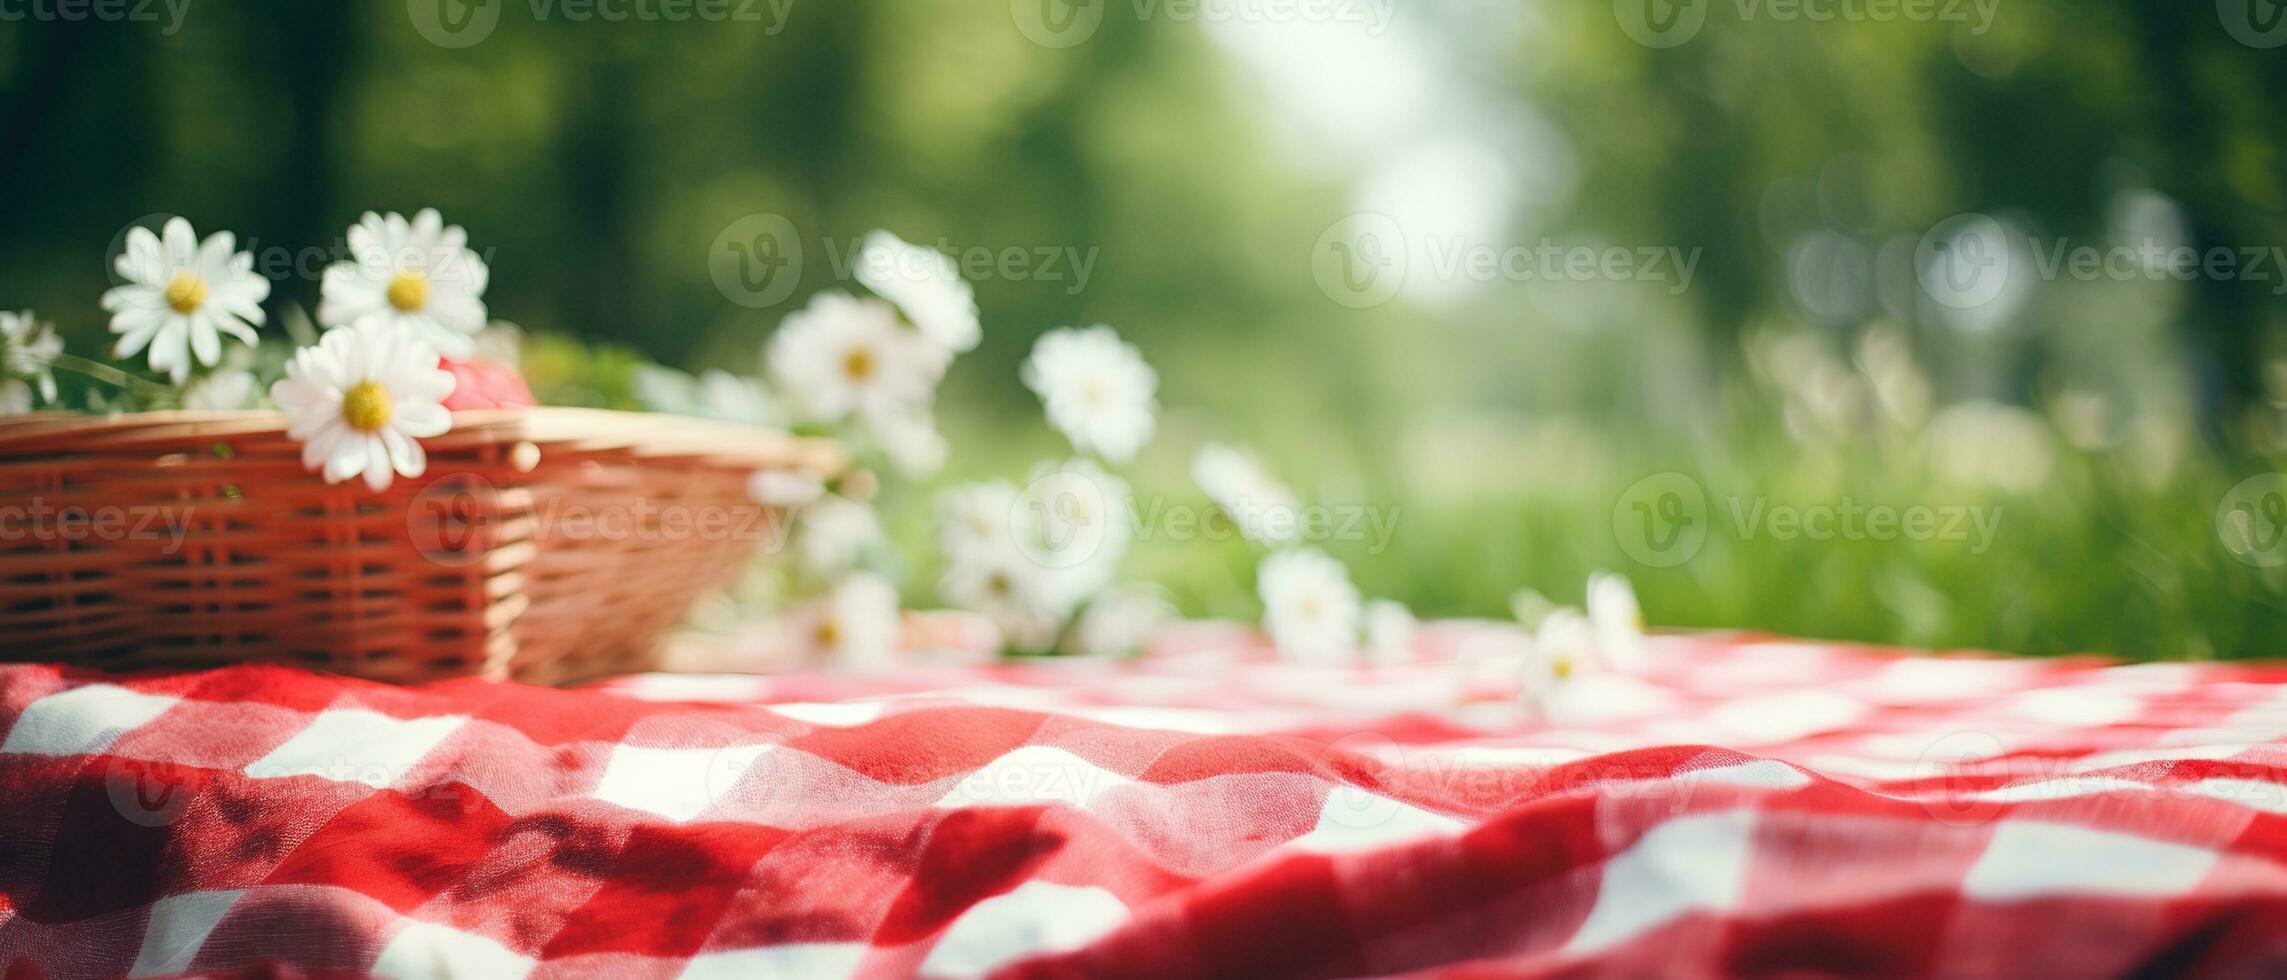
[6,627,2287,977]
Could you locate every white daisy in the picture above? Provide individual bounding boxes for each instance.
[1524,608,1599,718]
[0,310,62,415]
[1192,442,1301,546]
[940,545,1064,652]
[1363,598,1417,667]
[1063,584,1174,658]
[855,230,979,353]
[793,494,884,578]
[270,324,456,492]
[863,401,948,478]
[102,217,269,383]
[318,209,491,359]
[631,365,706,416]
[1258,547,1361,664]
[803,573,902,671]
[1022,325,1157,464]
[767,291,949,424]
[1509,587,1556,630]
[1585,571,1646,669]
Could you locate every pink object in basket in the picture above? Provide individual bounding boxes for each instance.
[438,357,537,411]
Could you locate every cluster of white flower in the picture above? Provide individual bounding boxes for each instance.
[624,231,988,670]
[1465,571,1647,718]
[1193,436,1651,692]
[932,324,1167,656]
[763,231,979,480]
[14,214,1670,688]
[270,210,493,492]
[1187,438,1407,666]
[5,211,491,495]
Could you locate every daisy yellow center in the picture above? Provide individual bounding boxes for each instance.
[1552,656,1575,680]
[341,381,394,433]
[163,273,209,314]
[386,271,430,312]
[814,618,841,649]
[842,347,876,382]
[986,571,1014,597]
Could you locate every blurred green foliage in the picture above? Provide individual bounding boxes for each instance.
[4,0,2287,658]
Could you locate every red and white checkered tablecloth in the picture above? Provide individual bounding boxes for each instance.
[7,626,2287,977]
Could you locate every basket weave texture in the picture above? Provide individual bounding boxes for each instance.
[0,409,844,685]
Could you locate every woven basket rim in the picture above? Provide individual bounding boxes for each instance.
[0,407,848,474]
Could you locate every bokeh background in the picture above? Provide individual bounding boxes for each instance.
[5,0,2287,658]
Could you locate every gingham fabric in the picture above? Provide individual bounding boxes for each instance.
[7,627,2287,978]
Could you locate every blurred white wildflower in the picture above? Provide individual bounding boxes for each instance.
[1855,326,1932,430]
[1585,571,1645,670]
[864,402,949,478]
[1362,598,1416,667]
[794,494,884,577]
[103,217,269,383]
[319,209,489,359]
[856,230,979,353]
[1524,608,1598,719]
[1063,585,1174,658]
[1453,624,1535,702]
[1019,458,1132,586]
[940,544,1065,652]
[0,310,62,415]
[1192,442,1301,546]
[696,371,775,425]
[804,572,902,671]
[1923,400,2055,493]
[768,291,949,425]
[2048,390,2113,451]
[1258,547,1361,664]
[632,367,776,424]
[1508,587,1556,630]
[1023,325,1157,464]
[936,481,1021,558]
[183,367,259,410]
[631,365,704,416]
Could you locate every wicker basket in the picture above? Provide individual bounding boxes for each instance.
[0,408,845,685]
